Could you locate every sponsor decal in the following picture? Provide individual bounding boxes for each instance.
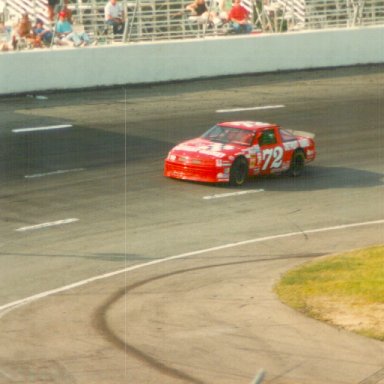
[199,150,226,158]
[249,144,261,154]
[298,138,310,147]
[306,149,315,157]
[216,160,231,167]
[282,161,290,170]
[283,141,299,151]
[179,156,188,163]
[178,156,202,164]
[175,143,233,158]
[217,173,229,180]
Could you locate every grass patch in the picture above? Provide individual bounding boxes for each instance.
[274,245,384,341]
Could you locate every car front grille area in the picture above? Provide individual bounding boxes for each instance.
[168,162,212,174]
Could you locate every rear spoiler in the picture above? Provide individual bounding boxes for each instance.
[286,129,315,139]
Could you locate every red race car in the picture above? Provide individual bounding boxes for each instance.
[164,121,316,186]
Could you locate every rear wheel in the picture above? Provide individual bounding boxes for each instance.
[289,150,305,177]
[229,157,248,186]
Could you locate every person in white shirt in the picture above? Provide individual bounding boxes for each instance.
[104,0,125,36]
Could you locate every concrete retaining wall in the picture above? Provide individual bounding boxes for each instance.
[1,25,383,95]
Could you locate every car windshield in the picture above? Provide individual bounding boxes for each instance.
[201,125,254,146]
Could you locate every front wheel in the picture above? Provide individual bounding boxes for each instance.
[288,150,305,177]
[229,157,248,186]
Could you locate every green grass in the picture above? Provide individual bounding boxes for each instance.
[275,245,384,340]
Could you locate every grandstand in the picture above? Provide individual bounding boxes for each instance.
[1,0,384,44]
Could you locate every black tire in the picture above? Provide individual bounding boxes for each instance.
[229,157,248,186]
[289,150,305,177]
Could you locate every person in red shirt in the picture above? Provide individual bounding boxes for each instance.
[227,0,252,33]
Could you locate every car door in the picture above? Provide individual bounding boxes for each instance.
[258,128,285,174]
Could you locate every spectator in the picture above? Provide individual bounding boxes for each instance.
[227,0,252,33]
[47,0,71,22]
[0,22,11,51]
[186,0,219,26]
[218,0,232,19]
[55,11,91,47]
[12,13,33,50]
[59,3,73,23]
[32,18,53,47]
[47,0,59,21]
[186,0,208,16]
[104,0,125,36]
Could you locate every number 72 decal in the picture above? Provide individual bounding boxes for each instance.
[262,147,284,170]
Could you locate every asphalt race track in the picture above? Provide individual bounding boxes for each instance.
[0,65,383,384]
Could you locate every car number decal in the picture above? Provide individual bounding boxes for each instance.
[262,147,284,170]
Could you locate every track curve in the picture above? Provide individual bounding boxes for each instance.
[0,65,383,383]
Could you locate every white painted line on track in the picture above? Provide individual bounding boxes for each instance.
[203,189,264,200]
[24,168,85,179]
[216,105,285,113]
[15,218,79,232]
[1,219,384,318]
[12,124,72,133]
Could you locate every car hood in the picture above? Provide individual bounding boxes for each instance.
[170,138,245,159]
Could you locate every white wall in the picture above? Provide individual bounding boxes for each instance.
[1,25,383,95]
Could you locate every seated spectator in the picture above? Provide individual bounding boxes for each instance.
[186,0,208,19]
[227,0,252,33]
[47,0,59,21]
[0,22,12,52]
[47,0,71,22]
[218,0,232,20]
[55,11,91,47]
[104,0,125,36]
[12,13,33,50]
[59,4,73,23]
[186,0,220,26]
[32,18,53,47]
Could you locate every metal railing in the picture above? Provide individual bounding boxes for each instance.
[70,0,384,40]
[1,0,384,48]
[256,0,384,32]
[70,0,227,42]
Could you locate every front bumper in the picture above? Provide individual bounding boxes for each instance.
[164,160,229,183]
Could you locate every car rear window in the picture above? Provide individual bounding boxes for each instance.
[280,129,297,142]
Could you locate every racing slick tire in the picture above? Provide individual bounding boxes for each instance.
[229,157,248,186]
[288,150,305,177]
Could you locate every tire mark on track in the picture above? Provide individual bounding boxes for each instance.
[359,368,384,384]
[94,254,320,383]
